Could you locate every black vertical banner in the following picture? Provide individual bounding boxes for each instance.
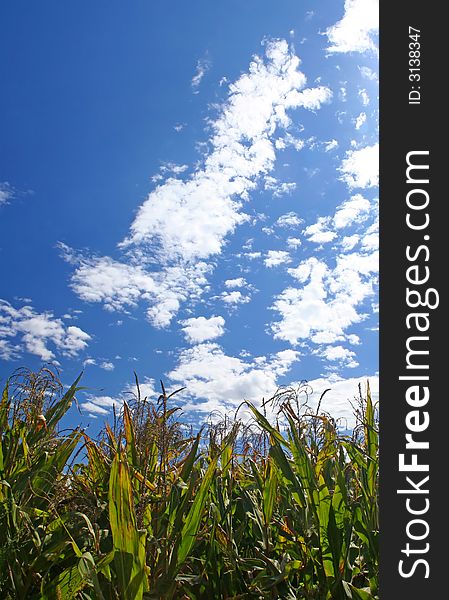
[380,1,444,596]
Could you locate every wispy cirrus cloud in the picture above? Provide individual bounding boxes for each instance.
[80,377,158,418]
[0,182,14,207]
[191,57,211,92]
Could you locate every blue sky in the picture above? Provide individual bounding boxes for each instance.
[0,0,378,433]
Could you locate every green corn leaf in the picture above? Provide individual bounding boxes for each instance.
[43,373,83,434]
[244,402,288,447]
[343,580,377,600]
[269,442,305,508]
[176,454,219,568]
[0,382,10,433]
[262,459,278,526]
[109,452,147,600]
[364,382,378,501]
[41,564,86,599]
[123,402,137,468]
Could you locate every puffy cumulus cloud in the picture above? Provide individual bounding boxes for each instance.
[0,299,90,362]
[69,256,157,310]
[264,177,297,198]
[296,374,378,427]
[303,217,336,244]
[270,250,378,348]
[316,345,359,369]
[67,40,332,327]
[168,343,300,415]
[67,253,211,328]
[361,226,378,251]
[264,250,292,268]
[339,143,379,189]
[275,132,305,151]
[339,234,360,252]
[333,194,371,228]
[302,193,374,253]
[220,290,251,305]
[224,277,246,288]
[123,175,251,263]
[275,212,304,229]
[180,315,225,344]
[325,0,379,54]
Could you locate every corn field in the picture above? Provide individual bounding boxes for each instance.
[0,367,378,599]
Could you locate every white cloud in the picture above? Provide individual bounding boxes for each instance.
[303,217,336,244]
[80,396,120,416]
[191,58,211,91]
[275,212,304,229]
[70,256,157,310]
[68,40,332,327]
[333,193,371,228]
[264,177,296,197]
[317,345,359,368]
[159,163,189,176]
[264,250,292,268]
[100,361,115,371]
[270,251,378,347]
[360,218,379,251]
[358,89,370,105]
[0,299,91,362]
[340,234,360,251]
[354,112,366,130]
[68,254,212,328]
[286,86,333,110]
[339,143,379,189]
[224,277,246,288]
[121,41,331,258]
[275,132,305,151]
[324,139,339,152]
[287,237,302,249]
[244,251,262,260]
[220,290,251,305]
[325,0,379,54]
[168,343,300,415]
[83,357,97,367]
[0,182,14,207]
[180,315,225,344]
[80,376,159,417]
[296,374,378,427]
[360,66,378,81]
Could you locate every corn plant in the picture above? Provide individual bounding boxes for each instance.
[0,368,378,599]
